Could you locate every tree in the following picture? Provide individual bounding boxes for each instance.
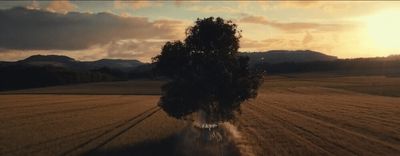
[153,17,262,123]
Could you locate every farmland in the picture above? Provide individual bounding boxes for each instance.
[0,75,399,155]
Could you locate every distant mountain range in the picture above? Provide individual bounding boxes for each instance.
[0,55,147,91]
[1,50,338,70]
[1,50,399,91]
[6,55,144,71]
[1,50,399,72]
[240,50,338,65]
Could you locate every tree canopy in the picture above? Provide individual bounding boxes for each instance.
[153,17,262,123]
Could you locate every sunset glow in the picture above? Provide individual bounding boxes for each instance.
[0,1,400,61]
[365,10,400,50]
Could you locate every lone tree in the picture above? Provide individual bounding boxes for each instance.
[153,17,262,123]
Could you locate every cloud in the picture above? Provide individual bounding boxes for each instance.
[0,7,185,51]
[237,1,319,11]
[271,1,400,18]
[187,6,240,14]
[240,35,332,54]
[302,31,313,45]
[239,15,347,32]
[114,0,162,10]
[26,0,40,10]
[174,0,200,7]
[239,16,269,25]
[105,39,165,61]
[46,0,76,13]
[0,39,166,62]
[276,1,319,8]
[240,38,288,52]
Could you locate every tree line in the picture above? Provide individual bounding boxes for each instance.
[0,63,154,91]
[255,58,400,76]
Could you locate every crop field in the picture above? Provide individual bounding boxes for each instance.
[0,75,399,156]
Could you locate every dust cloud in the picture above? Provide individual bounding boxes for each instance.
[173,121,255,156]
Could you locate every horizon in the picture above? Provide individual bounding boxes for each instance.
[1,1,400,62]
[4,49,400,63]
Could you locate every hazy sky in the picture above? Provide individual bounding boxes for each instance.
[1,1,400,62]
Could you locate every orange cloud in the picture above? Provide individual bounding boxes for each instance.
[105,39,166,62]
[187,6,239,14]
[302,31,313,45]
[114,0,161,10]
[240,38,288,52]
[46,0,76,13]
[240,15,348,32]
[273,1,400,18]
[240,32,335,54]
[174,0,198,7]
[277,1,320,8]
[26,0,40,10]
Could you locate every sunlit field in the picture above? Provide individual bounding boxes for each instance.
[1,74,399,156]
[241,75,400,155]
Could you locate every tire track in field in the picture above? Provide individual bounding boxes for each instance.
[0,95,62,104]
[282,107,400,145]
[267,103,400,151]
[252,101,400,155]
[247,102,358,155]
[264,95,400,143]
[0,101,138,130]
[0,100,140,122]
[1,119,126,155]
[281,95,400,125]
[242,104,335,156]
[0,96,108,111]
[0,95,119,108]
[60,106,161,156]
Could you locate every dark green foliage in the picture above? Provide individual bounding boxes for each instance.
[153,17,263,122]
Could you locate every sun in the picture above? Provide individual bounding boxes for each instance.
[365,10,400,49]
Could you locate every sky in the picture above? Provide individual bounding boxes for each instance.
[1,1,400,62]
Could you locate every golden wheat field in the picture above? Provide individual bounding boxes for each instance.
[0,75,400,156]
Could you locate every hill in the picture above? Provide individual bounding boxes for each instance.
[241,50,338,65]
[20,55,81,68]
[0,55,147,91]
[18,55,144,71]
[4,51,339,70]
[88,59,143,71]
[2,52,400,91]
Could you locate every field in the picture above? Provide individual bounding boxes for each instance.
[1,75,400,156]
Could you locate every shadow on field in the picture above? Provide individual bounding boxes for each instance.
[84,135,178,156]
[85,126,242,156]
